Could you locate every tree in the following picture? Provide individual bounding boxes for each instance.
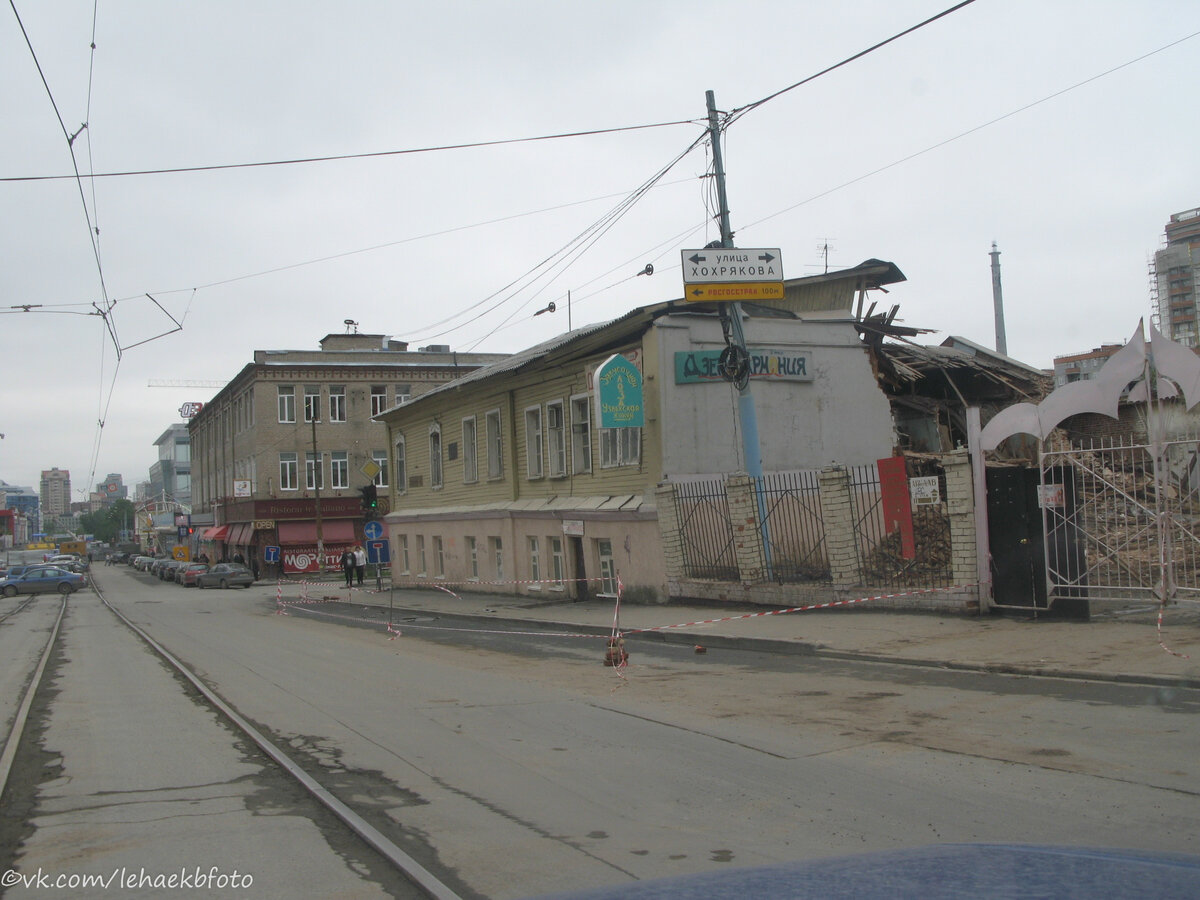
[79,499,136,543]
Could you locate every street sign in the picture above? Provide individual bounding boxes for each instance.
[681,248,783,284]
[684,282,785,303]
[366,540,390,565]
[264,545,281,563]
[364,520,384,541]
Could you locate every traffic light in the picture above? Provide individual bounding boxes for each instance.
[360,484,378,510]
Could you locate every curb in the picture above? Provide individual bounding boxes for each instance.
[274,592,1200,691]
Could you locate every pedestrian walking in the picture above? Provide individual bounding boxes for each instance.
[340,548,354,588]
[353,544,367,586]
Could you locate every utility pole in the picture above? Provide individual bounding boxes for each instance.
[706,90,771,576]
[706,90,763,478]
[311,417,325,571]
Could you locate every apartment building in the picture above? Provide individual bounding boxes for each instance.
[189,332,507,573]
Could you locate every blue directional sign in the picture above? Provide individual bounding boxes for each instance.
[366,540,390,565]
[364,520,384,541]
[263,545,281,563]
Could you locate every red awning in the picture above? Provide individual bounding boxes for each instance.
[277,520,356,545]
[227,523,250,546]
[202,525,230,541]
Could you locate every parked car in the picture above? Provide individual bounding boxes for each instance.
[0,566,87,596]
[159,560,186,581]
[195,563,255,589]
[49,554,88,570]
[177,563,209,587]
[132,556,153,570]
[149,558,173,577]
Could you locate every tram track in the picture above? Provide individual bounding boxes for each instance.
[2,578,463,900]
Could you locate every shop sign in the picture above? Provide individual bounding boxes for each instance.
[674,349,813,384]
[282,544,352,574]
[594,354,643,428]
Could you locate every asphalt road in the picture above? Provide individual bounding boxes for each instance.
[6,565,1199,899]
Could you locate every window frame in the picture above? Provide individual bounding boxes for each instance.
[305,451,323,490]
[597,538,618,596]
[528,536,541,589]
[330,451,349,489]
[600,426,641,469]
[279,452,298,491]
[429,425,443,489]
[549,536,565,590]
[546,400,566,478]
[370,385,387,417]
[525,405,544,479]
[461,415,478,484]
[394,435,406,495]
[303,385,320,423]
[328,385,346,422]
[277,386,296,424]
[485,409,503,480]
[570,394,591,474]
[372,450,389,487]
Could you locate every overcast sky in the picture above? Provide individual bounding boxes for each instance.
[3,1,1198,498]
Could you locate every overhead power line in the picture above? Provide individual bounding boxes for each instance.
[0,118,703,183]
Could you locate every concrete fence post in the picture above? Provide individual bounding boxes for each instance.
[818,464,860,588]
[726,474,766,584]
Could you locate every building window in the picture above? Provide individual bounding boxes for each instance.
[279,452,298,491]
[371,385,387,416]
[486,409,503,479]
[277,386,296,424]
[570,395,591,474]
[528,536,541,588]
[372,450,389,487]
[433,536,444,577]
[525,407,543,478]
[329,385,346,422]
[398,534,409,574]
[305,452,323,490]
[490,536,503,581]
[547,401,566,477]
[549,537,565,590]
[394,436,406,494]
[466,536,478,578]
[304,385,320,423]
[416,535,426,576]
[396,384,412,405]
[429,425,443,489]
[461,416,478,484]
[330,451,348,489]
[597,539,617,596]
[600,427,641,468]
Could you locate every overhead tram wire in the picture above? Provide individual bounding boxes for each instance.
[8,0,111,313]
[0,118,703,184]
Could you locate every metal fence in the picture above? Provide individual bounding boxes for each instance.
[672,477,738,580]
[1043,435,1200,606]
[847,460,953,589]
[757,470,830,583]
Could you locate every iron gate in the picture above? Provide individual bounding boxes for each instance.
[1041,435,1200,608]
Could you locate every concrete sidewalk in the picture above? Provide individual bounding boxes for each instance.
[273,577,1200,689]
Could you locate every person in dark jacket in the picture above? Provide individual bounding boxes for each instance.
[340,548,354,588]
